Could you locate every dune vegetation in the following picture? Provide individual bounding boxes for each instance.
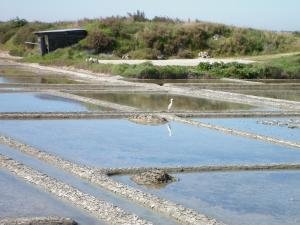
[1,12,300,79]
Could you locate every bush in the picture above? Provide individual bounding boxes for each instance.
[0,29,16,44]
[86,30,116,53]
[127,10,147,22]
[128,48,161,59]
[159,66,189,79]
[10,17,28,28]
[9,47,26,56]
[3,16,300,59]
[177,49,194,59]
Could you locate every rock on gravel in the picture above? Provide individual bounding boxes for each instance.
[131,169,177,187]
[0,217,77,225]
[128,114,168,126]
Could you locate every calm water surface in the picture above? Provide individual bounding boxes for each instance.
[0,119,300,168]
[224,90,300,102]
[0,92,108,112]
[0,145,177,225]
[0,150,104,225]
[0,65,78,84]
[77,92,257,111]
[116,171,300,225]
[195,117,300,143]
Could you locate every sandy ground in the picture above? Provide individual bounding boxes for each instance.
[0,51,22,60]
[96,57,255,66]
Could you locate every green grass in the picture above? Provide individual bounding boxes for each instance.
[2,15,300,58]
[257,54,300,78]
[22,47,300,79]
[3,15,297,80]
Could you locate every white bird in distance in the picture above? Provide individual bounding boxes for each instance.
[167,98,174,112]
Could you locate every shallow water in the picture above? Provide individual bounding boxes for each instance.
[194,117,300,143]
[0,145,178,225]
[77,92,256,111]
[115,170,300,225]
[0,75,77,84]
[223,89,300,102]
[0,77,10,83]
[0,92,107,112]
[0,165,104,224]
[257,79,300,83]
[1,119,300,168]
[122,78,233,85]
[0,65,78,84]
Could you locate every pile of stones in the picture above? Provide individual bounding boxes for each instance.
[128,114,168,126]
[131,169,176,187]
[257,119,300,129]
[0,217,77,225]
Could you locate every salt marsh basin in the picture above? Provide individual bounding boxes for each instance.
[0,64,79,84]
[77,92,258,112]
[0,92,109,112]
[0,168,103,225]
[1,119,300,168]
[115,170,300,225]
[194,117,300,143]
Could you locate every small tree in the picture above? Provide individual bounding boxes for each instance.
[11,17,28,28]
[127,10,147,22]
[86,30,116,53]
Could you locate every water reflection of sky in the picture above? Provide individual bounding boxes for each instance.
[223,89,300,102]
[116,170,300,225]
[195,117,300,143]
[0,168,103,225]
[0,93,102,112]
[0,144,176,225]
[78,92,259,112]
[1,119,300,168]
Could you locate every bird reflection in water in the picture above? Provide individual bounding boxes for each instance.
[166,123,172,137]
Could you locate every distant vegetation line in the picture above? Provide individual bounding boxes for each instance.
[1,12,300,58]
[1,13,300,79]
[24,53,300,79]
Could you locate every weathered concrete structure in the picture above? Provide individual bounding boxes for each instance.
[34,29,87,55]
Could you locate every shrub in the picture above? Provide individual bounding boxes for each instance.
[128,48,161,59]
[9,47,26,56]
[86,30,116,53]
[0,29,16,44]
[177,49,194,59]
[159,66,189,79]
[127,10,147,22]
[10,17,28,28]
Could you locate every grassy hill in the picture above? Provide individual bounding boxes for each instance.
[1,13,300,58]
[1,14,300,79]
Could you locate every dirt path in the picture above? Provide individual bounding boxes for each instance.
[95,58,254,66]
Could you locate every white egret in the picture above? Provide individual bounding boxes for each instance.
[167,98,174,112]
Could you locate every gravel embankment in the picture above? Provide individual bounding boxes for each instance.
[0,154,152,225]
[0,217,77,225]
[0,135,224,225]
